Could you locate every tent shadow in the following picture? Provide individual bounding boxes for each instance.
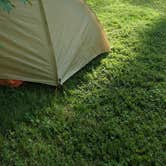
[0,84,58,134]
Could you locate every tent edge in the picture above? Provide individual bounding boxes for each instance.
[61,49,110,84]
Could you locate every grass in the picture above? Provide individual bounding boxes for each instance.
[0,0,166,165]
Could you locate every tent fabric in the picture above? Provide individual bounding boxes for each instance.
[0,0,110,86]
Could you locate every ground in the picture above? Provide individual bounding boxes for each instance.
[0,0,166,165]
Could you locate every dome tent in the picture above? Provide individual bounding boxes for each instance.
[0,0,110,86]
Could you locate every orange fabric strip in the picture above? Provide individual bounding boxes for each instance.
[0,80,23,87]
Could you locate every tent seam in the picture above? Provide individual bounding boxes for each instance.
[39,0,59,85]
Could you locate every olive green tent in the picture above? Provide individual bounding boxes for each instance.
[0,0,110,86]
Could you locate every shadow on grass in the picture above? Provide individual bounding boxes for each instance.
[0,84,56,134]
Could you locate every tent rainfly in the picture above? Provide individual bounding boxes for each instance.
[0,0,110,86]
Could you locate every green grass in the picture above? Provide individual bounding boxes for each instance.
[0,0,166,165]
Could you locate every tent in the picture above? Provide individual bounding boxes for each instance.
[0,0,110,86]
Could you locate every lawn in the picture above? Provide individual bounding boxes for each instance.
[0,0,166,165]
